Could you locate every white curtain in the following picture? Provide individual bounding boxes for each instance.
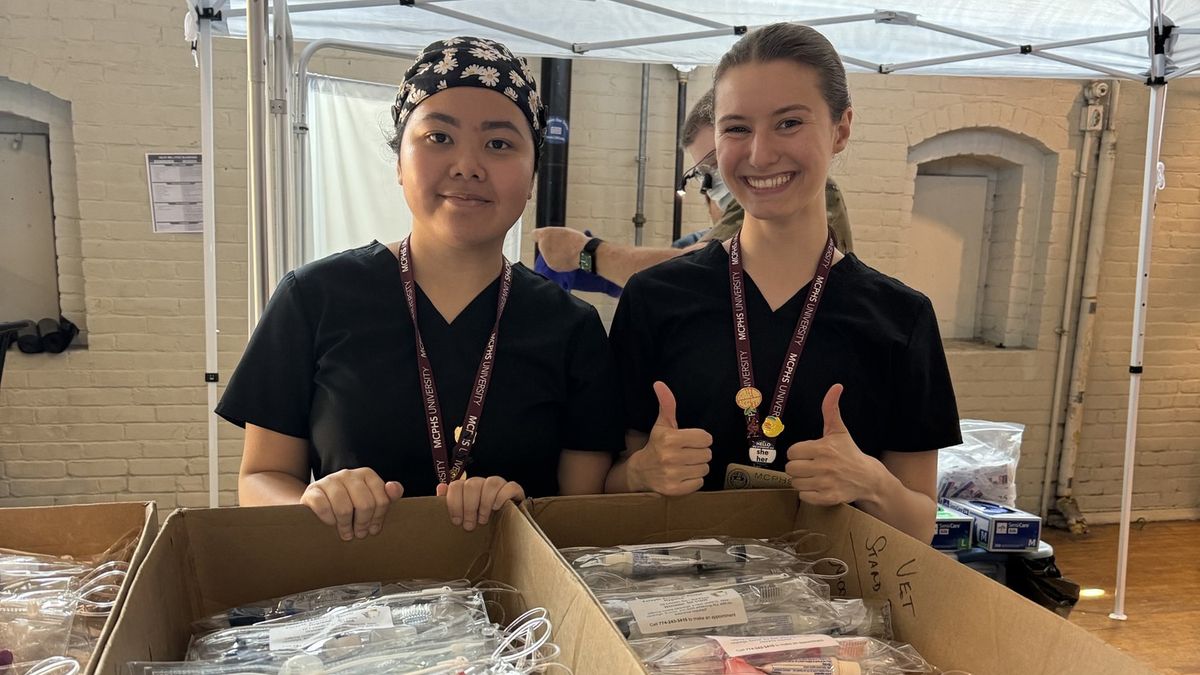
[306,73,521,263]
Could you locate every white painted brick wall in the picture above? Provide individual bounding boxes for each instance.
[0,0,1196,518]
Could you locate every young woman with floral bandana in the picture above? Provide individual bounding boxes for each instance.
[218,37,624,539]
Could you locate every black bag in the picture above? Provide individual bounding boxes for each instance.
[1006,554,1080,618]
[15,316,79,354]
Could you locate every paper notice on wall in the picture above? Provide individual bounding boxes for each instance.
[146,153,203,233]
[709,634,839,658]
[267,605,395,651]
[627,588,747,635]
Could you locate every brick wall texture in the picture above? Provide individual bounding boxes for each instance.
[1,0,1197,518]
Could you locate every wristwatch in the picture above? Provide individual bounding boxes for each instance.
[579,237,603,274]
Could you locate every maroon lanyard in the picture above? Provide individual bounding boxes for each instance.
[398,236,513,484]
[728,230,835,459]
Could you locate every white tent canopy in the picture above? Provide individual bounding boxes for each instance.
[211,0,1200,79]
[184,0,1200,622]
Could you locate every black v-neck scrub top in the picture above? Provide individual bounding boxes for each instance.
[216,241,626,497]
[610,241,961,492]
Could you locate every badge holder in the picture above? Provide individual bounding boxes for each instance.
[724,463,793,490]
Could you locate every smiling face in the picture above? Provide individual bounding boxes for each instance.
[397,86,536,250]
[713,59,851,229]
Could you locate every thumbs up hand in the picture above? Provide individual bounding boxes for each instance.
[784,384,885,507]
[628,381,714,496]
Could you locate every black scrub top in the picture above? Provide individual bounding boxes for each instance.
[216,241,625,497]
[610,241,961,492]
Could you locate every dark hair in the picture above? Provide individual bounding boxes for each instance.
[680,88,715,149]
[713,23,851,122]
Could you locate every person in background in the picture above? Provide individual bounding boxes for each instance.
[218,36,625,540]
[605,24,960,543]
[533,87,854,288]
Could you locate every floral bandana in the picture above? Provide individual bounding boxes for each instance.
[391,36,547,147]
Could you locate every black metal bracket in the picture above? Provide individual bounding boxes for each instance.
[196,5,222,21]
[1153,24,1174,55]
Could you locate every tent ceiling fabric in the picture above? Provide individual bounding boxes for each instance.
[209,0,1200,79]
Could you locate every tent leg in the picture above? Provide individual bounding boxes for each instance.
[247,0,271,331]
[1110,81,1167,621]
[198,11,220,509]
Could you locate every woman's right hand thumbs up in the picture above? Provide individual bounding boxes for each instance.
[628,381,713,496]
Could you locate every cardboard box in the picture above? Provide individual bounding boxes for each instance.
[932,504,974,551]
[0,502,158,675]
[95,499,640,675]
[524,491,1155,675]
[942,498,1042,552]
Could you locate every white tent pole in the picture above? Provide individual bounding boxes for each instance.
[1167,62,1200,80]
[198,6,220,509]
[272,0,297,274]
[840,55,880,72]
[247,0,271,330]
[1110,75,1168,625]
[578,28,739,54]
[885,22,1144,80]
[884,47,1141,81]
[578,10,902,54]
[225,0,463,18]
[609,0,728,29]
[413,4,575,52]
[883,29,1145,70]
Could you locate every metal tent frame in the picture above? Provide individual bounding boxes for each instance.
[182,0,1198,621]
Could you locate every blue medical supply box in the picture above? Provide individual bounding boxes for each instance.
[940,498,1041,552]
[932,505,974,550]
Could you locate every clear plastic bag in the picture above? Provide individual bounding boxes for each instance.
[561,538,807,580]
[3,656,83,675]
[133,591,561,675]
[189,579,471,636]
[596,574,883,640]
[563,536,849,597]
[632,634,933,674]
[0,552,93,586]
[132,638,498,675]
[938,419,1025,506]
[0,532,138,669]
[0,592,80,664]
[186,588,492,663]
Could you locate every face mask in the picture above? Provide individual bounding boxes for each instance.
[706,172,736,212]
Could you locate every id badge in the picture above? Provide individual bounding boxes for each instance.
[724,463,793,490]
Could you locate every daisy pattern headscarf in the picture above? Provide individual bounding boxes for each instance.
[392,36,547,148]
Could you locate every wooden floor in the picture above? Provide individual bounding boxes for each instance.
[1043,520,1200,675]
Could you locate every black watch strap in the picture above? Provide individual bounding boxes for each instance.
[580,237,603,274]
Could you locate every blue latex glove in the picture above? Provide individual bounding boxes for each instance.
[533,229,623,298]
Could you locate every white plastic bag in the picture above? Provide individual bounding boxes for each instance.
[938,419,1025,507]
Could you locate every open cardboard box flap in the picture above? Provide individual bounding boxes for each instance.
[525,491,1156,675]
[95,498,640,675]
[0,502,158,675]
